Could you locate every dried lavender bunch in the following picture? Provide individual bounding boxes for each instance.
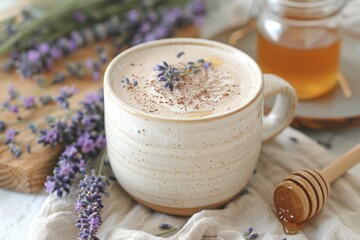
[153,58,212,90]
[1,0,206,78]
[44,89,105,197]
[74,169,108,240]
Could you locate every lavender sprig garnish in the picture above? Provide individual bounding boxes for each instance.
[154,61,181,91]
[153,58,212,91]
[75,167,109,240]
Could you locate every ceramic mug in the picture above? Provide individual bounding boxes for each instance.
[104,38,297,216]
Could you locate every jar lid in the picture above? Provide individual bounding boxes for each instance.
[266,0,344,19]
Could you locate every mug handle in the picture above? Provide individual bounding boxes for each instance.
[262,74,298,142]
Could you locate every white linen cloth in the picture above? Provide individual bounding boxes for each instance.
[28,128,360,240]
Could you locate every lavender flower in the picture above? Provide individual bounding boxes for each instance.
[7,84,18,100]
[27,50,41,62]
[73,11,86,23]
[154,61,180,91]
[54,85,77,109]
[127,9,140,23]
[45,145,84,197]
[39,95,54,105]
[52,72,66,84]
[38,129,61,146]
[22,96,36,109]
[38,42,50,55]
[45,89,106,198]
[0,121,6,132]
[9,143,22,158]
[5,128,18,144]
[243,227,259,239]
[191,1,207,15]
[26,143,31,153]
[75,169,108,240]
[159,223,172,230]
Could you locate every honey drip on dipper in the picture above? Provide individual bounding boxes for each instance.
[273,143,360,234]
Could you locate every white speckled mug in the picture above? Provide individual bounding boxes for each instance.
[104,38,297,216]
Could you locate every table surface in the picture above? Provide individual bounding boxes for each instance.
[1,1,360,240]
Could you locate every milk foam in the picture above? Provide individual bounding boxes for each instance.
[113,43,257,118]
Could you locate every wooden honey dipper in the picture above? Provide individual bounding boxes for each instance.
[273,143,360,235]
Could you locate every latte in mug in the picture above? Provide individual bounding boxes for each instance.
[113,44,258,118]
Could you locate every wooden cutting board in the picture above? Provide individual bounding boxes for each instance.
[0,26,199,193]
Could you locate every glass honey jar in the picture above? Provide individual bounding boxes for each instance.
[257,0,344,100]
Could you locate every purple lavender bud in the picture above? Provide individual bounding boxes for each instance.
[92,71,101,81]
[39,95,53,105]
[27,50,41,62]
[159,223,172,230]
[45,58,53,71]
[191,1,207,15]
[0,121,6,132]
[248,233,259,239]
[85,59,94,71]
[164,8,182,25]
[89,217,100,229]
[202,62,212,70]
[127,9,140,23]
[22,96,36,109]
[9,143,22,158]
[5,24,16,36]
[26,143,31,153]
[67,40,77,52]
[7,84,18,100]
[44,178,56,193]
[9,105,19,114]
[50,47,63,59]
[244,227,253,236]
[93,24,108,40]
[38,42,50,55]
[73,11,86,23]
[98,50,107,65]
[63,145,78,159]
[139,22,151,34]
[5,128,18,144]
[147,12,158,23]
[60,85,78,98]
[71,31,84,46]
[95,135,106,149]
[81,138,95,154]
[144,33,156,42]
[77,159,86,174]
[10,51,20,61]
[52,72,66,84]
[154,26,170,39]
[45,129,58,144]
[59,161,74,175]
[28,123,38,133]
[80,28,95,44]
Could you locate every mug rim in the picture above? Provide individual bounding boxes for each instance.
[104,38,263,122]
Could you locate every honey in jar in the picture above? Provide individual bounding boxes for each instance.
[257,0,343,100]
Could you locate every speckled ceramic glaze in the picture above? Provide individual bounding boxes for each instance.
[104,38,297,216]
